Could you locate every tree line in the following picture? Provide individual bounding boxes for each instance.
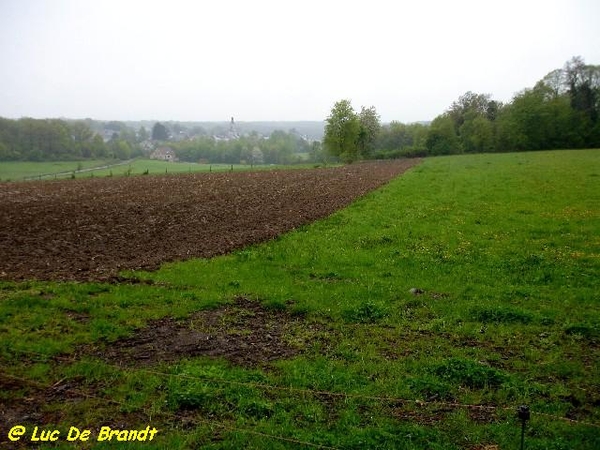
[0,118,141,161]
[169,130,314,165]
[0,116,315,165]
[324,56,600,161]
[1,56,597,163]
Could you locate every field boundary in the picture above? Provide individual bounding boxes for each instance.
[2,358,598,450]
[4,348,600,431]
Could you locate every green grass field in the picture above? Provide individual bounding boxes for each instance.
[0,159,113,180]
[0,159,322,181]
[1,149,599,449]
[80,160,276,178]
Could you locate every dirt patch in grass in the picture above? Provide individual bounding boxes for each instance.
[0,373,49,429]
[0,373,90,436]
[0,160,420,282]
[390,404,453,426]
[0,372,151,447]
[85,297,327,368]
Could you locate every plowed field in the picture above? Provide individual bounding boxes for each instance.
[0,160,419,281]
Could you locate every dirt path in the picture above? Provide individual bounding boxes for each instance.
[0,159,420,281]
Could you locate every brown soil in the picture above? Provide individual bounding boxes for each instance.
[0,160,419,281]
[86,297,328,367]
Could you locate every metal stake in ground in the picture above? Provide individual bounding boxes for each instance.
[517,405,530,450]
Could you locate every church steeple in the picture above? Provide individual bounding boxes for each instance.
[228,117,239,139]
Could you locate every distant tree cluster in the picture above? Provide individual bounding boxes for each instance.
[324,56,600,161]
[0,118,144,161]
[323,100,381,162]
[0,116,318,165]
[170,130,313,165]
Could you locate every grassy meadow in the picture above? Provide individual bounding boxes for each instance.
[1,149,599,449]
[0,159,320,182]
[0,159,113,180]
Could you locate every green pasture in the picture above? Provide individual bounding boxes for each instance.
[0,159,323,182]
[1,149,599,449]
[84,159,274,178]
[0,159,112,180]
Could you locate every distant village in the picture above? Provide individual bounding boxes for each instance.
[98,117,322,163]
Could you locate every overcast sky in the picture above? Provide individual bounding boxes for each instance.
[1,0,599,123]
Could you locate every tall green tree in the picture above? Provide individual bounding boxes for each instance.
[324,99,360,162]
[564,56,599,122]
[448,91,495,132]
[426,114,461,155]
[152,122,169,141]
[138,126,149,142]
[496,82,580,151]
[459,112,494,153]
[357,105,381,158]
[374,121,428,158]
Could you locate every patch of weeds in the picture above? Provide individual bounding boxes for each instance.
[289,304,310,317]
[90,318,129,341]
[540,316,556,326]
[167,381,218,411]
[564,323,599,339]
[235,249,256,262]
[83,284,111,296]
[238,397,274,419]
[357,234,394,249]
[404,298,426,309]
[430,357,507,389]
[551,359,584,380]
[263,298,288,311]
[408,376,455,401]
[469,306,534,324]
[63,359,121,385]
[10,293,49,309]
[309,271,343,282]
[343,300,388,323]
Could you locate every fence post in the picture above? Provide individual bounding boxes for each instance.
[517,405,530,450]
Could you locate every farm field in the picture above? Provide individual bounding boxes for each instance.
[72,160,306,179]
[0,159,304,182]
[1,150,599,449]
[0,160,416,281]
[0,160,115,181]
